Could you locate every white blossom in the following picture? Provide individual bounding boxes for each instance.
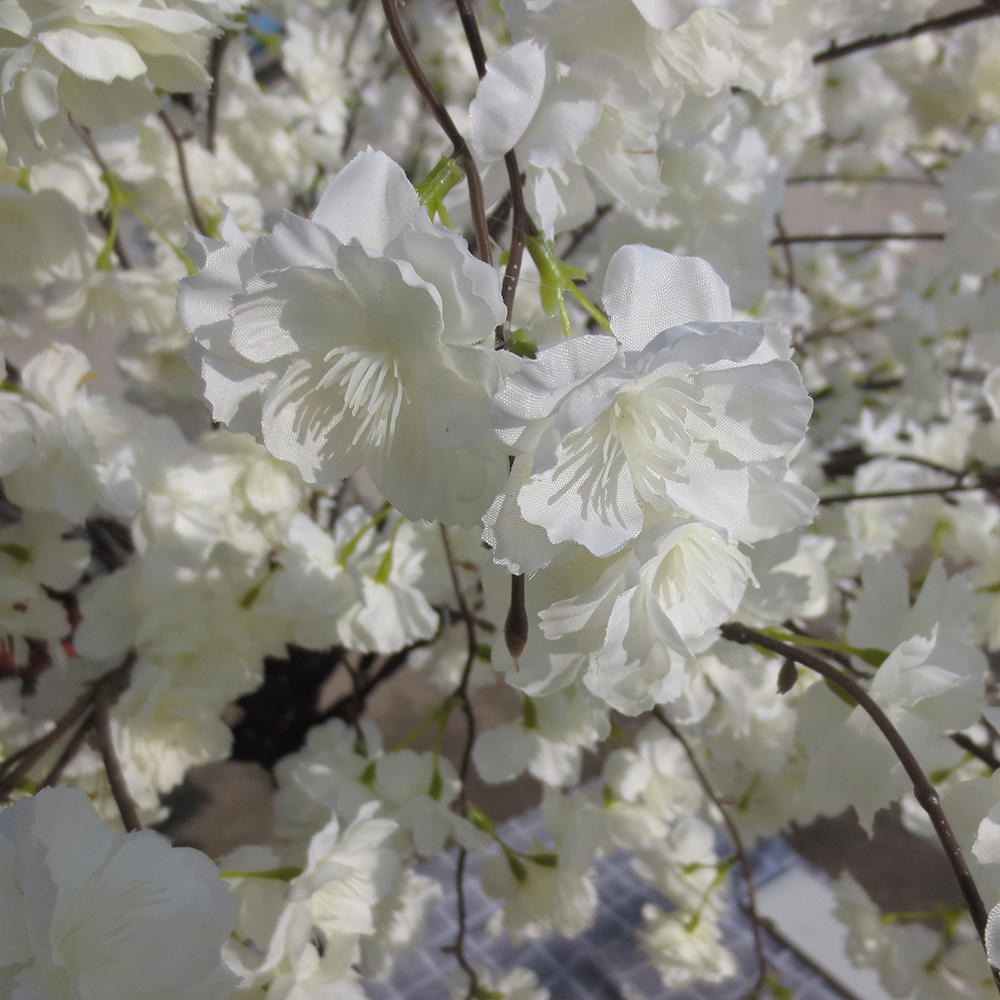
[0,784,236,999]
[178,148,510,527]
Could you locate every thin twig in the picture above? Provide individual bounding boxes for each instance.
[39,711,96,789]
[94,684,142,832]
[450,0,535,335]
[449,0,532,670]
[0,653,134,798]
[951,732,1000,772]
[787,173,939,186]
[720,622,992,953]
[559,204,613,261]
[773,213,797,291]
[652,707,767,997]
[772,231,945,245]
[159,109,209,236]
[440,523,480,999]
[818,483,983,504]
[813,4,997,64]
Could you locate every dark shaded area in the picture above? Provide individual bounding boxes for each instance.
[230,644,344,769]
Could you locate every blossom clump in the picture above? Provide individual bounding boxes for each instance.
[178,147,510,527]
[0,0,225,165]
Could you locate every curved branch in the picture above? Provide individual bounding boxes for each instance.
[720,622,991,951]
[652,708,767,996]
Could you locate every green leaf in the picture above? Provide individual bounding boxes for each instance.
[508,327,537,358]
[527,852,558,868]
[416,156,464,227]
[764,972,794,1000]
[522,694,538,730]
[506,851,528,883]
[0,543,31,565]
[466,804,495,835]
[428,765,443,801]
[824,677,858,708]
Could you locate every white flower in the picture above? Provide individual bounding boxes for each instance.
[639,903,738,989]
[488,245,811,571]
[274,506,440,656]
[1,343,159,521]
[490,514,753,712]
[0,784,236,1000]
[481,789,601,943]
[0,0,220,165]
[72,549,293,810]
[223,803,399,997]
[798,557,986,831]
[178,148,510,527]
[0,183,91,292]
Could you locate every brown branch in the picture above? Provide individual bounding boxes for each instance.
[720,622,992,953]
[39,711,96,789]
[94,682,142,832]
[159,109,209,236]
[450,0,536,340]
[772,231,945,245]
[773,213,797,291]
[448,0,532,678]
[813,4,997,64]
[559,204,613,262]
[440,523,481,998]
[818,483,982,504]
[951,732,1000,772]
[206,32,232,154]
[652,707,767,997]
[787,174,938,186]
[381,0,491,263]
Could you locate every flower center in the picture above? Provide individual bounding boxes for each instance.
[609,376,708,503]
[322,347,410,449]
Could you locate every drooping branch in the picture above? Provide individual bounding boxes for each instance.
[787,173,939,186]
[440,523,481,999]
[719,622,992,952]
[652,708,768,997]
[818,483,983,504]
[813,4,998,64]
[449,0,533,667]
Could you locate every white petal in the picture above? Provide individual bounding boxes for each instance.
[603,245,732,351]
[311,148,420,252]
[630,0,739,30]
[37,28,147,82]
[469,39,548,163]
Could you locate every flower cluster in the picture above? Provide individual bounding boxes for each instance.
[3,0,1000,998]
